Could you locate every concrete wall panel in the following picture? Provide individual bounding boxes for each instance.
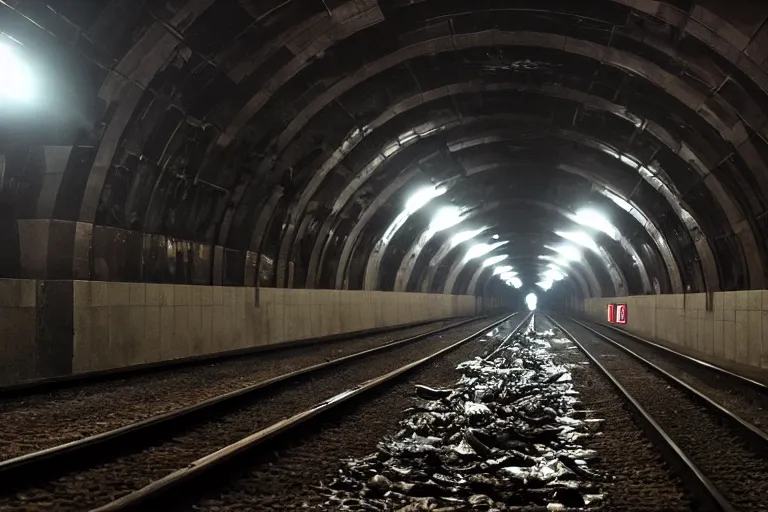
[68,285,478,374]
[576,290,768,374]
[0,278,487,384]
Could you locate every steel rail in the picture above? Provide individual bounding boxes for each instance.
[90,312,531,512]
[0,315,492,487]
[546,315,735,512]
[570,318,768,448]
[585,319,768,393]
[0,316,469,399]
[483,311,534,361]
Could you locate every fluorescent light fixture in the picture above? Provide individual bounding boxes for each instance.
[542,268,566,282]
[546,244,581,262]
[405,185,445,213]
[0,42,33,102]
[450,227,486,247]
[538,254,570,268]
[499,271,518,281]
[573,208,620,239]
[429,206,463,232]
[482,254,508,267]
[525,292,538,310]
[492,234,500,240]
[547,262,567,273]
[510,277,523,289]
[493,265,513,276]
[555,231,599,252]
[463,241,508,262]
[537,280,553,291]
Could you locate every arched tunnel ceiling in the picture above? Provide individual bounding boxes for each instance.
[2,0,768,300]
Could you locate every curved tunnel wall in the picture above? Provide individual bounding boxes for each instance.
[3,0,768,380]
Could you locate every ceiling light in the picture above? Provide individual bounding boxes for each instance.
[492,234,500,240]
[499,271,518,281]
[429,206,463,232]
[510,277,523,289]
[555,231,599,252]
[463,241,508,262]
[538,254,570,267]
[547,262,567,273]
[573,208,619,238]
[405,185,445,213]
[537,280,553,291]
[542,268,566,282]
[0,42,33,102]
[546,244,581,262]
[493,265,513,276]
[450,227,486,247]
[482,254,508,267]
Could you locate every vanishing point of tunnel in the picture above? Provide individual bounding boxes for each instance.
[1,0,768,511]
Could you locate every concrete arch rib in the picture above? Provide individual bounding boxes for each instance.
[280,81,745,294]
[323,126,687,297]
[441,241,619,298]
[469,251,602,299]
[457,131,722,294]
[423,230,606,299]
[217,1,768,153]
[565,163,720,294]
[240,30,766,291]
[474,260,592,300]
[391,198,647,295]
[319,161,427,289]
[467,266,493,298]
[393,202,497,293]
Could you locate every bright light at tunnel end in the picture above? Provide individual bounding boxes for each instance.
[525,293,538,311]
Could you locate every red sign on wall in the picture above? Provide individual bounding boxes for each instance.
[616,303,628,325]
[606,303,616,323]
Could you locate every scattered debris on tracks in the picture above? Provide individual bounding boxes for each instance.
[313,328,607,510]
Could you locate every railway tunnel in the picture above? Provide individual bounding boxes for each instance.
[1,0,768,510]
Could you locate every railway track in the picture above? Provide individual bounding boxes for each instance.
[547,314,768,512]
[0,316,473,462]
[0,312,526,511]
[577,319,768,434]
[0,317,466,399]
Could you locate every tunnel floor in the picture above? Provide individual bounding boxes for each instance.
[2,313,765,510]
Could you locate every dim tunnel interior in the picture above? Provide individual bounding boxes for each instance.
[4,4,768,511]
[2,1,768,332]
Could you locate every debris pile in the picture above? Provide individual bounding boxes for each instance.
[313,328,608,510]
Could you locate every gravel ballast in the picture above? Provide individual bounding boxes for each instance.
[0,318,499,511]
[581,320,768,431]
[0,318,461,461]
[539,316,693,511]
[182,318,522,511]
[558,318,767,511]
